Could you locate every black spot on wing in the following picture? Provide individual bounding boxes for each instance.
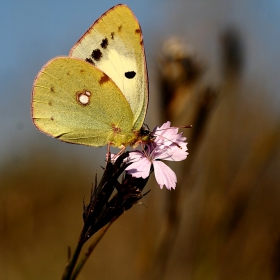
[118,25,122,32]
[86,58,95,65]
[101,38,108,49]
[111,32,115,39]
[91,49,102,61]
[125,71,136,79]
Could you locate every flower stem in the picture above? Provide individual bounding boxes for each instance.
[70,222,113,280]
[62,240,84,280]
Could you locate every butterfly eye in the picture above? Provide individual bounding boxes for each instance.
[125,71,136,79]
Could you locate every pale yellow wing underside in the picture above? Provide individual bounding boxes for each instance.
[32,57,138,147]
[70,4,148,131]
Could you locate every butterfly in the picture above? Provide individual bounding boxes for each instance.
[31,4,151,149]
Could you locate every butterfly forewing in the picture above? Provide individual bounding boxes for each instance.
[70,4,148,131]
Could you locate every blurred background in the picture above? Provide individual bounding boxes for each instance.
[1,0,280,279]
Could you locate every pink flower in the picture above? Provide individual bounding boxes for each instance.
[126,122,188,190]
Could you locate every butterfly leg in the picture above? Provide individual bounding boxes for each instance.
[111,145,126,161]
[106,142,112,162]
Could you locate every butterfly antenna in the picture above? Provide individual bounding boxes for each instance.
[152,124,192,149]
[152,133,183,149]
[156,125,193,132]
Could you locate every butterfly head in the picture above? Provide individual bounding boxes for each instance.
[140,126,156,142]
[129,125,155,148]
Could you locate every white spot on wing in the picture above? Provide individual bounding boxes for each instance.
[77,90,91,105]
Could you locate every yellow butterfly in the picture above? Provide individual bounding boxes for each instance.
[32,4,150,148]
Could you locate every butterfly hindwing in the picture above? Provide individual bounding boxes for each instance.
[70,4,148,131]
[32,57,136,147]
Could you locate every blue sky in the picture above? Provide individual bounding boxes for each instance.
[0,0,164,165]
[1,0,280,169]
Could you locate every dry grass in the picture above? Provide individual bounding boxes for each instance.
[1,23,280,280]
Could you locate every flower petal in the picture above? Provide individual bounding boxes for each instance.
[126,153,151,178]
[124,121,188,190]
[127,151,144,162]
[155,144,188,161]
[153,161,177,190]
